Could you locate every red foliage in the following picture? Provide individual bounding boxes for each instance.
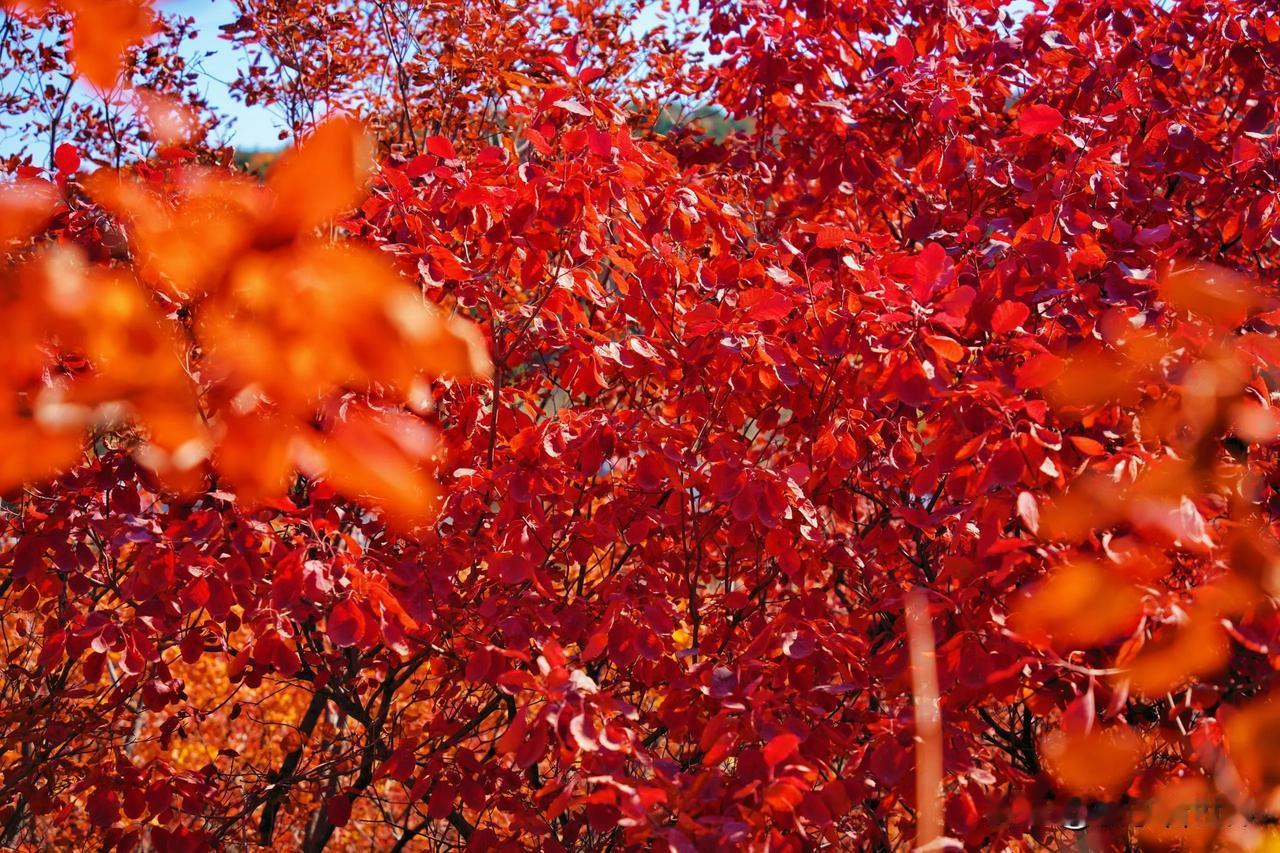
[1,0,1280,849]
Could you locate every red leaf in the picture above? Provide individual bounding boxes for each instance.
[581,631,609,661]
[1018,104,1064,136]
[424,136,457,159]
[427,783,457,818]
[375,746,417,783]
[327,598,365,648]
[990,301,1030,335]
[913,242,955,301]
[87,787,120,828]
[763,732,801,768]
[495,708,528,755]
[514,721,548,768]
[987,444,1025,488]
[325,794,352,828]
[891,37,915,66]
[1134,223,1171,247]
[465,646,493,682]
[815,224,845,248]
[703,732,735,766]
[491,552,532,584]
[1061,687,1096,737]
[740,288,792,322]
[54,143,82,174]
[1015,352,1066,389]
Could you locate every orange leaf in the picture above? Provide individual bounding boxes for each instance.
[0,396,85,493]
[213,409,299,505]
[85,168,259,299]
[1040,725,1142,798]
[64,0,157,90]
[309,405,441,529]
[1224,693,1280,797]
[1133,776,1220,851]
[266,117,374,237]
[1118,610,1229,697]
[1068,435,1106,456]
[136,91,201,148]
[1161,262,1262,328]
[1047,347,1140,408]
[762,780,804,813]
[205,244,487,409]
[0,179,58,246]
[1011,561,1143,650]
[924,334,965,363]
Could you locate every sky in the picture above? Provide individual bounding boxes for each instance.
[166,0,289,150]
[0,0,285,155]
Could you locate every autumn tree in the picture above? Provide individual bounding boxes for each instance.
[1,0,1280,850]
